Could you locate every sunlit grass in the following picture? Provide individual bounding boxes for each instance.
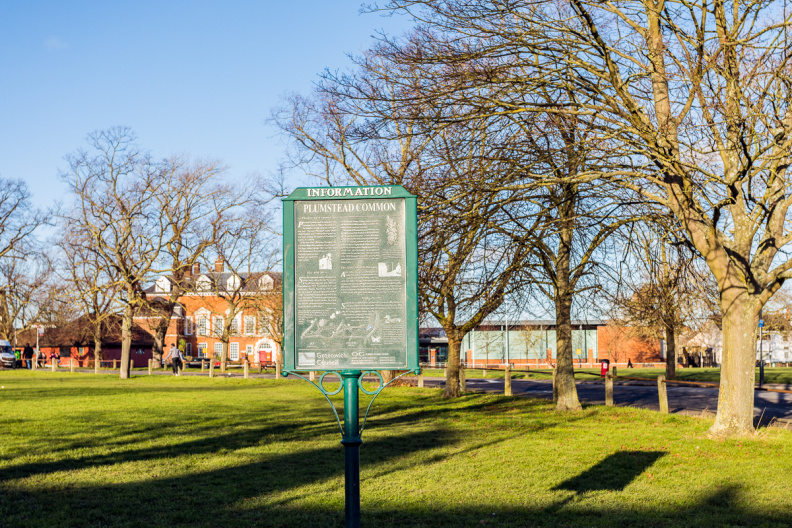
[1,370,791,527]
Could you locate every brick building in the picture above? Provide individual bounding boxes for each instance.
[142,260,282,366]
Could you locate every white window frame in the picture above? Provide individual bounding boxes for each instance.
[213,316,224,337]
[244,315,255,335]
[185,316,194,336]
[198,317,208,337]
[229,342,239,361]
[185,343,192,356]
[230,315,240,335]
[246,344,253,356]
[198,343,207,358]
[214,342,223,357]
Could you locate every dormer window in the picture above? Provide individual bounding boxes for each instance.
[155,276,171,293]
[259,275,274,291]
[197,275,212,292]
[227,274,241,291]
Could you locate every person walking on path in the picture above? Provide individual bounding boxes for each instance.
[165,344,183,376]
[23,344,34,369]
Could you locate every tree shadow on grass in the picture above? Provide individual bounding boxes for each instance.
[554,450,667,493]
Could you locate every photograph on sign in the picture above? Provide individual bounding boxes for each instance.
[293,197,408,370]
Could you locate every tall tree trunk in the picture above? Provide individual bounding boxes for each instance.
[120,303,133,379]
[555,293,581,411]
[443,331,462,398]
[152,315,170,365]
[221,340,228,372]
[709,290,759,437]
[93,335,102,364]
[554,191,581,412]
[664,325,676,379]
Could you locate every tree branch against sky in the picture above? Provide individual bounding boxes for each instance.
[383,0,792,437]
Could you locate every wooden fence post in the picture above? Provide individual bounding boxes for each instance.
[244,360,249,379]
[275,361,281,380]
[309,371,316,382]
[148,359,153,375]
[482,368,487,378]
[70,358,75,374]
[612,366,618,378]
[658,374,669,414]
[201,360,206,373]
[418,368,424,388]
[209,360,215,378]
[552,367,558,402]
[113,359,117,370]
[459,363,466,392]
[51,358,56,372]
[605,371,614,407]
[504,365,512,396]
[443,366,447,377]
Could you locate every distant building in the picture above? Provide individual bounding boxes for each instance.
[421,320,664,368]
[141,260,282,365]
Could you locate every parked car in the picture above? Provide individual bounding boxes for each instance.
[0,340,17,368]
[185,356,217,369]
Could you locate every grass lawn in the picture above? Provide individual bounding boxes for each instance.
[2,371,792,527]
[424,367,792,385]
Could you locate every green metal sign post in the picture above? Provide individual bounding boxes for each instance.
[282,185,419,528]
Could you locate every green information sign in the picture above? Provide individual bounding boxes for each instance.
[283,185,418,372]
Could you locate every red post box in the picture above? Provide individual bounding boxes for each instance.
[600,359,610,377]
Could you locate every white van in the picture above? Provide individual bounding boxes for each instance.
[0,339,16,368]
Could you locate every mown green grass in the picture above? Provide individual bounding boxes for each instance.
[2,371,792,527]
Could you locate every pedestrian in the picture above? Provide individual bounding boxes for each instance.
[49,351,58,366]
[164,343,184,376]
[627,358,633,368]
[23,344,34,370]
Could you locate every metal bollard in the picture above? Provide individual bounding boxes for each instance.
[605,371,614,407]
[658,374,669,414]
[504,365,512,396]
[418,368,424,388]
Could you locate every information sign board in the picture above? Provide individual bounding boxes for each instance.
[283,186,418,372]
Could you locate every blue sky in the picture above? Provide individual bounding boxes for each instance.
[0,1,411,209]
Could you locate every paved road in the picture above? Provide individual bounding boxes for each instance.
[424,377,792,424]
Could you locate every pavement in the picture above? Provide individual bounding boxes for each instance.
[422,377,792,425]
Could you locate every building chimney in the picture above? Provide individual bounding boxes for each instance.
[214,257,224,273]
[193,262,201,275]
[184,265,191,278]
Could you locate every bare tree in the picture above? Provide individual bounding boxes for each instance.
[196,207,279,371]
[145,158,238,364]
[0,252,54,342]
[62,127,168,379]
[383,0,792,436]
[56,223,120,367]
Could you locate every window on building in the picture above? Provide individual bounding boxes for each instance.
[198,317,208,336]
[229,342,239,361]
[213,316,224,336]
[186,343,192,356]
[185,316,194,335]
[244,315,255,335]
[246,344,253,356]
[258,311,270,334]
[214,342,223,358]
[230,316,239,335]
[198,343,207,358]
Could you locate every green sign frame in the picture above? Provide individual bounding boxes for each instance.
[282,185,418,372]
